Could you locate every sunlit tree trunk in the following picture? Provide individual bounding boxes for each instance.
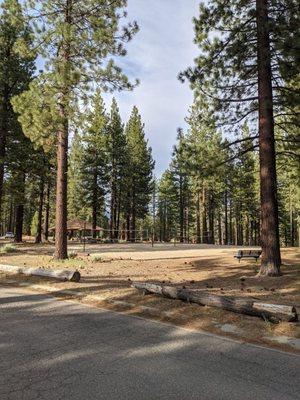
[256,0,281,275]
[54,0,72,259]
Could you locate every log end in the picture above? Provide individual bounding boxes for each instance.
[289,306,298,322]
[70,270,81,282]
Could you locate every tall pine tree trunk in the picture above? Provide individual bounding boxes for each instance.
[218,212,222,245]
[229,199,233,244]
[0,83,8,223]
[92,169,98,238]
[14,172,25,243]
[163,200,167,241]
[186,203,190,243]
[15,205,24,243]
[196,190,201,243]
[254,220,258,245]
[290,204,294,247]
[179,174,184,242]
[54,108,68,258]
[35,175,45,243]
[110,182,115,241]
[235,204,242,245]
[54,0,71,259]
[126,213,130,241]
[256,0,281,275]
[43,180,51,241]
[8,201,14,233]
[224,189,228,245]
[130,209,136,242]
[202,186,208,243]
[130,189,136,242]
[208,191,215,244]
[116,188,121,240]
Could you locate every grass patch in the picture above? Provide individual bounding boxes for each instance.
[68,251,78,259]
[0,243,17,254]
[91,254,102,262]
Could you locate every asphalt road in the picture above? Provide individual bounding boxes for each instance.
[1,286,299,400]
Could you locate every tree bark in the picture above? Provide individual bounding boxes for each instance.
[179,173,184,242]
[110,183,115,241]
[202,186,208,243]
[132,282,298,323]
[130,207,136,242]
[110,134,117,240]
[54,0,72,259]
[163,199,167,241]
[218,212,222,245]
[14,204,24,243]
[152,181,156,243]
[116,187,122,239]
[35,175,45,243]
[208,191,215,244]
[126,210,130,241]
[224,189,228,245]
[7,201,14,233]
[43,180,51,241]
[256,0,281,275]
[229,198,233,244]
[0,83,9,225]
[290,209,294,247]
[196,190,201,243]
[92,169,98,239]
[186,202,190,243]
[54,108,68,258]
[14,172,25,243]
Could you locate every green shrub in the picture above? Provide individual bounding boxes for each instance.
[0,243,17,254]
[68,251,78,259]
[91,254,102,262]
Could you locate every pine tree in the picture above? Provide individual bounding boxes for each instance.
[170,129,190,242]
[230,125,259,246]
[124,106,154,241]
[6,115,47,242]
[68,131,85,220]
[180,1,299,275]
[81,91,108,237]
[157,170,179,242]
[0,0,35,222]
[183,101,224,244]
[107,98,127,240]
[13,0,138,258]
[277,146,300,247]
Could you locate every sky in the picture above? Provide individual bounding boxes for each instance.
[103,0,199,176]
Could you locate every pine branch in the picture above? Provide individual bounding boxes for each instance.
[217,144,259,167]
[277,151,300,159]
[222,136,258,149]
[197,87,258,103]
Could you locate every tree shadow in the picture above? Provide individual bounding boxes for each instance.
[1,286,299,400]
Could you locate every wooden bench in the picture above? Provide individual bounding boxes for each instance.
[80,237,97,244]
[234,250,262,262]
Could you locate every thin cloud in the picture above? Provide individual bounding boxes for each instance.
[103,0,198,175]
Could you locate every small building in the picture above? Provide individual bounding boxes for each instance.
[50,219,103,239]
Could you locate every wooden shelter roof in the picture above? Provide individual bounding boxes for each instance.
[50,219,103,231]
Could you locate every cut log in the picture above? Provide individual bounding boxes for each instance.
[132,282,298,323]
[0,264,80,282]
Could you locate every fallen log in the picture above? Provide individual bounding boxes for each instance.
[132,282,298,323]
[0,264,80,282]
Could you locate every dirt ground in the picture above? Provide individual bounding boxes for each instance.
[0,241,299,352]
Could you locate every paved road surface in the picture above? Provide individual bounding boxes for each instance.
[1,286,299,400]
